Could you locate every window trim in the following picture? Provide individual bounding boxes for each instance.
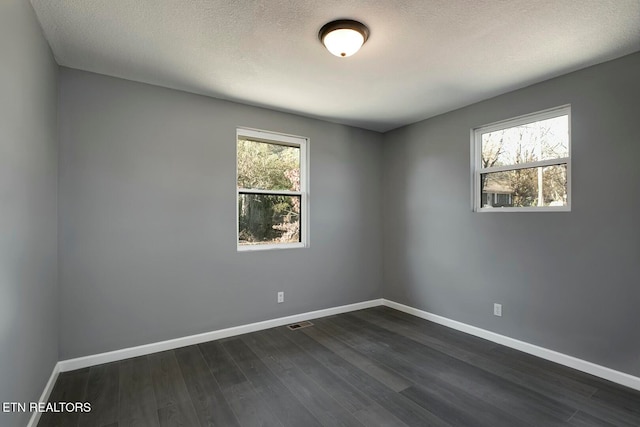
[472,105,572,213]
[236,127,309,251]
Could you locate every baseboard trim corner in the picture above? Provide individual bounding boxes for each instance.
[26,362,61,427]
[382,299,640,392]
[58,298,383,372]
[31,296,640,422]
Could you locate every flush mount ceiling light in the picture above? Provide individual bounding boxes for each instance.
[319,19,369,57]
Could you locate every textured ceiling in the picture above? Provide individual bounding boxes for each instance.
[31,0,640,132]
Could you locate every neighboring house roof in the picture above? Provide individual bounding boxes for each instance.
[483,176,513,195]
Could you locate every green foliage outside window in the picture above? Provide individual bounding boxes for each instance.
[237,139,301,245]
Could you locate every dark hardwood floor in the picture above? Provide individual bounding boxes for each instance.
[38,307,640,426]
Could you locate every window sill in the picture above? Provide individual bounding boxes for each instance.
[237,242,306,252]
[475,206,571,213]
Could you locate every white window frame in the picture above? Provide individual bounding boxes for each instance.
[236,127,309,251]
[472,105,571,212]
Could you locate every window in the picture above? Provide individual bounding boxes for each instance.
[236,128,308,250]
[472,105,571,212]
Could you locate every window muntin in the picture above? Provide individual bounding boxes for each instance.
[473,106,571,211]
[237,128,308,250]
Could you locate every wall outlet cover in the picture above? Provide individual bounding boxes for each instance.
[494,303,502,317]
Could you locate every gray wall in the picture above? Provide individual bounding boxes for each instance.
[0,1,59,426]
[382,52,640,376]
[58,68,384,359]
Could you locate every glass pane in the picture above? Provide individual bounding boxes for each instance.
[238,194,301,245]
[481,115,568,168]
[237,139,300,191]
[541,164,568,207]
[481,164,567,208]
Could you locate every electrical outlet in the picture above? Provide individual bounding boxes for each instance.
[277,291,284,303]
[494,303,502,317]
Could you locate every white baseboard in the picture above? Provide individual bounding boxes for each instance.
[29,296,640,426]
[26,362,61,427]
[42,295,638,410]
[382,299,640,392]
[58,299,383,372]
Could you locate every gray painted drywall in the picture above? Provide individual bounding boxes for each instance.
[0,1,59,426]
[58,68,383,359]
[382,52,640,377]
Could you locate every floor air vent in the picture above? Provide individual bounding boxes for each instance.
[287,320,313,330]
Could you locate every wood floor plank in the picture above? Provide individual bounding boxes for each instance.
[38,368,90,427]
[401,384,525,427]
[376,306,597,397]
[488,344,602,397]
[174,345,240,427]
[486,338,640,425]
[353,308,602,403]
[119,404,159,427]
[148,350,200,427]
[268,327,406,426]
[339,313,581,423]
[488,344,609,392]
[148,351,191,408]
[42,307,640,427]
[374,306,500,354]
[318,314,575,426]
[242,329,365,427]
[198,340,245,388]
[351,404,411,427]
[295,324,451,426]
[468,330,640,427]
[363,312,640,426]
[270,327,383,411]
[221,337,322,427]
[119,356,160,427]
[567,410,618,427]
[315,317,529,427]
[78,362,120,427]
[156,399,202,427]
[199,340,283,427]
[290,320,411,393]
[591,384,640,418]
[270,327,410,427]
